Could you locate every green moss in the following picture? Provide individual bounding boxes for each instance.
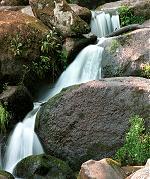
[137,63,150,79]
[0,170,14,179]
[107,39,120,54]
[0,103,9,133]
[14,154,75,179]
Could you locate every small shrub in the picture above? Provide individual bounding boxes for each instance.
[139,63,150,79]
[118,5,145,27]
[115,115,150,165]
[0,104,9,133]
[10,34,23,56]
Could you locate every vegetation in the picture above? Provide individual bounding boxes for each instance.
[10,34,23,56]
[108,40,120,53]
[0,104,9,133]
[118,5,145,27]
[115,115,150,165]
[139,63,150,79]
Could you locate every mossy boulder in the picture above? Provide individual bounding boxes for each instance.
[36,77,150,171]
[14,154,75,179]
[29,0,90,37]
[0,85,33,129]
[0,170,14,179]
[0,10,57,94]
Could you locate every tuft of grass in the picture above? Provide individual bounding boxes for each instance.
[0,104,9,133]
[115,115,150,165]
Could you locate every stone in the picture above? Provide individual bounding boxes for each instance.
[29,0,90,37]
[63,33,97,63]
[0,10,51,94]
[14,154,75,179]
[20,5,34,17]
[126,159,150,179]
[69,4,91,24]
[101,28,150,78]
[36,77,150,170]
[0,85,33,128]
[0,0,28,6]
[0,170,14,179]
[79,158,126,179]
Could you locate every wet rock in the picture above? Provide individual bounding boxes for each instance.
[79,158,126,179]
[29,0,90,37]
[101,28,150,78]
[69,4,91,24]
[63,33,97,63]
[14,154,75,179]
[36,77,150,170]
[0,85,33,128]
[0,170,14,179]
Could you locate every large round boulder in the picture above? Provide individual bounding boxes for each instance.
[0,85,33,128]
[101,28,150,78]
[36,77,150,170]
[29,0,90,37]
[14,154,75,179]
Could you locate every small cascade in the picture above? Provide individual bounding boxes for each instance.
[3,103,44,173]
[91,11,120,37]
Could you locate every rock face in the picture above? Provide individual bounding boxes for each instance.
[63,33,97,63]
[0,86,33,128]
[29,0,90,37]
[0,0,28,6]
[126,159,150,179]
[79,158,126,179]
[14,154,75,179]
[0,170,14,179]
[36,77,150,170]
[0,10,50,93]
[69,4,91,24]
[101,28,150,78]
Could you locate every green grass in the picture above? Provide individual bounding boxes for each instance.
[0,104,9,133]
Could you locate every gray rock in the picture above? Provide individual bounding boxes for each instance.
[0,0,28,6]
[101,28,150,78]
[36,77,150,170]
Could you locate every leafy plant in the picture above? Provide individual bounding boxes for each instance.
[139,63,150,79]
[115,115,150,165]
[118,5,145,27]
[10,34,23,56]
[0,104,9,133]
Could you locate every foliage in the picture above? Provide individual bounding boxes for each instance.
[10,34,23,56]
[115,115,150,165]
[108,40,120,53]
[118,5,145,27]
[0,104,9,133]
[139,63,150,79]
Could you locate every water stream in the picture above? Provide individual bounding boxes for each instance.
[2,10,120,175]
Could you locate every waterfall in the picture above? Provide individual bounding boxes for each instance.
[3,103,43,173]
[2,10,120,176]
[91,11,120,37]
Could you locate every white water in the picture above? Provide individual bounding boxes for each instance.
[91,11,120,37]
[2,10,120,176]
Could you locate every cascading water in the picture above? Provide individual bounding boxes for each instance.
[2,9,120,177]
[91,11,120,37]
